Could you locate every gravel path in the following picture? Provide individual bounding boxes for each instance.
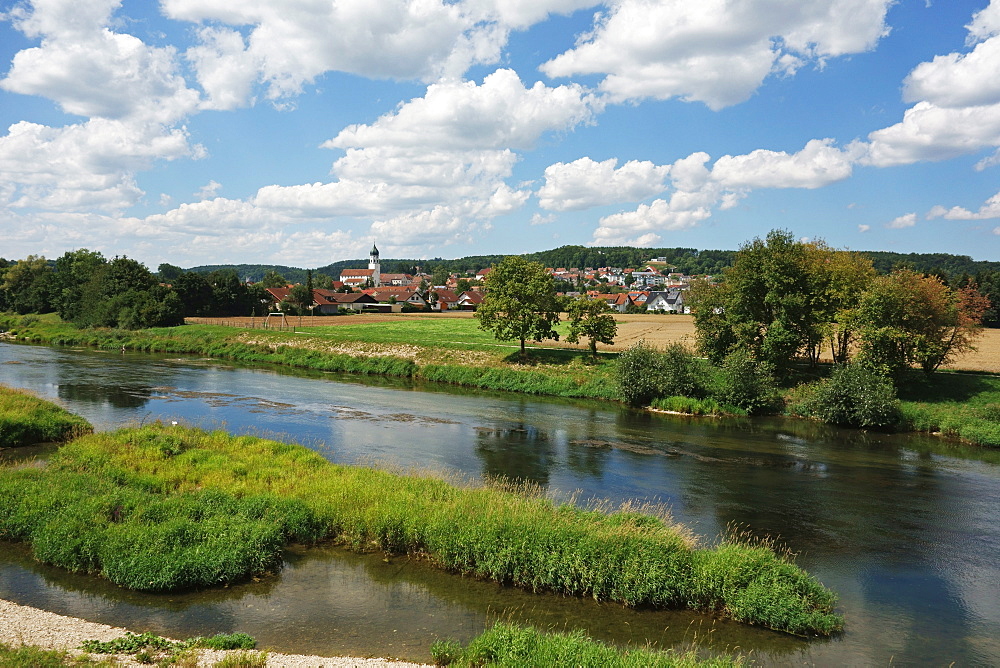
[0,598,430,667]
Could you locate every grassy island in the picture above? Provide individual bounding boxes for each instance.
[0,416,842,637]
[0,385,92,448]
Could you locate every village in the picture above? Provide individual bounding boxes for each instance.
[262,245,694,315]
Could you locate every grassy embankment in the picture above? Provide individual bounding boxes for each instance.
[4,312,995,445]
[0,385,92,448]
[0,314,618,399]
[0,414,842,636]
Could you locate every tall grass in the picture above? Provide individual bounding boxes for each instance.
[435,622,743,667]
[0,385,93,447]
[0,422,842,636]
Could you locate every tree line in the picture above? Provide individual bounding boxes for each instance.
[688,230,989,378]
[0,251,268,329]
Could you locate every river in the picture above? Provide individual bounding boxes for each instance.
[1,342,999,665]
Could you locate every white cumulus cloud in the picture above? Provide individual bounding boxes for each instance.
[540,0,893,109]
[711,139,859,189]
[887,212,917,229]
[537,157,670,211]
[927,190,1000,220]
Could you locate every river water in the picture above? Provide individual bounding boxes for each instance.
[1,342,998,665]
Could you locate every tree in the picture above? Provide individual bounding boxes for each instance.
[260,270,288,288]
[53,249,106,321]
[476,256,560,359]
[853,269,988,375]
[565,296,617,358]
[157,263,184,282]
[287,283,314,315]
[1,255,57,314]
[689,230,872,373]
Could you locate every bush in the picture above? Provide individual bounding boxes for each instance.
[660,342,707,399]
[712,348,779,415]
[808,364,900,428]
[615,341,665,406]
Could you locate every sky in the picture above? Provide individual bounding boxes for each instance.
[1,0,1000,270]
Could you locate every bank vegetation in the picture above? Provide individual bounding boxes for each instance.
[0,394,843,637]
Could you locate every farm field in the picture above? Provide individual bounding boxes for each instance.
[186,312,1000,373]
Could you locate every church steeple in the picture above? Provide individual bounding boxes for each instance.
[368,242,381,287]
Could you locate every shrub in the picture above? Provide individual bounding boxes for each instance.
[808,364,900,428]
[712,348,780,415]
[660,342,708,399]
[615,341,665,406]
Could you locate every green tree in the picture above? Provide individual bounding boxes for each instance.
[287,283,314,315]
[853,269,988,376]
[565,297,617,358]
[171,272,214,316]
[53,249,107,321]
[1,255,57,314]
[689,230,871,373]
[476,256,560,359]
[260,270,288,288]
[157,263,184,281]
[713,347,780,415]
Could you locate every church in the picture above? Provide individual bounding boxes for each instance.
[338,244,381,287]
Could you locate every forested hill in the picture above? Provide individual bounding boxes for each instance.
[185,246,999,282]
[862,251,1000,278]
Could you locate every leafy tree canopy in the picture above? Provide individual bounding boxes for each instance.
[476,256,561,359]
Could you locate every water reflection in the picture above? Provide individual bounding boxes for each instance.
[0,541,817,662]
[2,342,1000,665]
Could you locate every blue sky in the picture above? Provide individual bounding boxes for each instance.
[1,0,999,269]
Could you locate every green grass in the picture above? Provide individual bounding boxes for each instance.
[433,622,743,667]
[894,372,1000,447]
[0,422,842,636]
[0,314,618,400]
[0,385,93,448]
[0,642,117,667]
[6,312,993,446]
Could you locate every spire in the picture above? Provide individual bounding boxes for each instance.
[370,243,379,257]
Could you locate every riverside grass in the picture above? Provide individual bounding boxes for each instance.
[0,422,842,637]
[5,313,998,445]
[0,385,93,448]
[0,314,618,400]
[434,622,743,667]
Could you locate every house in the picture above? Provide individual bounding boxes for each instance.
[592,293,633,313]
[378,273,412,286]
[456,290,484,310]
[627,291,650,305]
[339,269,375,287]
[265,287,378,313]
[314,290,378,312]
[430,288,460,310]
[363,287,428,310]
[646,289,687,313]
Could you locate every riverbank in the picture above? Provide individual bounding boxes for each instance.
[3,313,998,446]
[0,598,427,667]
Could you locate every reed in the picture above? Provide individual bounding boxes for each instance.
[0,385,93,447]
[0,422,843,636]
[435,622,743,667]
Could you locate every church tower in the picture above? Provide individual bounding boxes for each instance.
[369,243,381,287]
